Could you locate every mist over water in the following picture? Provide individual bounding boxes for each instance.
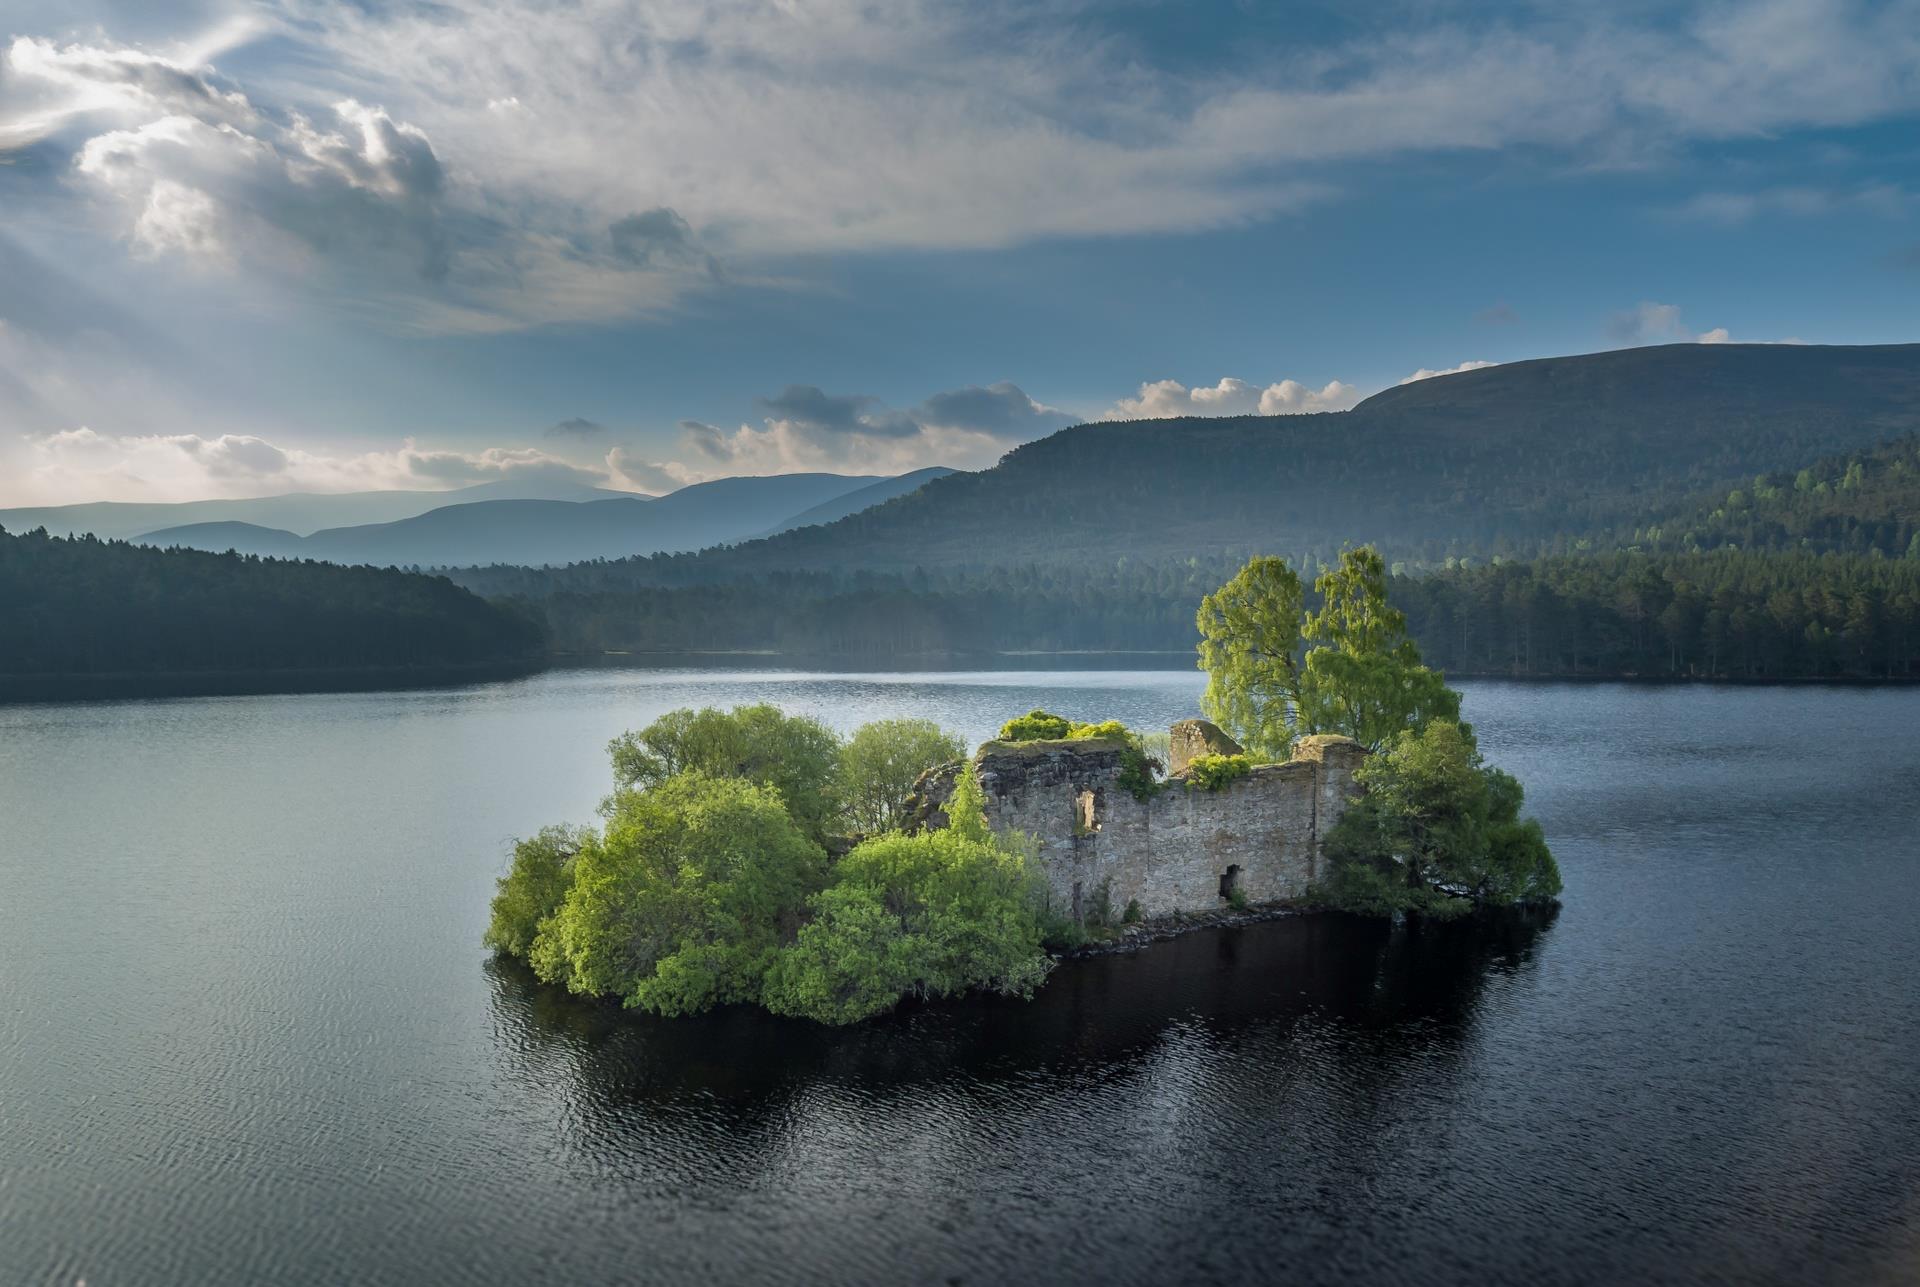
[2,671,1916,1285]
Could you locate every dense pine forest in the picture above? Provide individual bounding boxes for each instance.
[0,527,544,689]
[484,550,1920,680]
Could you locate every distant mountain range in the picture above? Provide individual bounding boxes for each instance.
[0,477,625,543]
[753,468,954,538]
[453,342,1920,591]
[113,469,955,568]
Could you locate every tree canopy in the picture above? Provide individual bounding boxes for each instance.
[608,704,846,843]
[489,710,1051,1024]
[1198,547,1459,756]
[764,767,1051,1025]
[1320,721,1562,918]
[1195,549,1558,919]
[838,718,967,836]
[525,773,828,1016]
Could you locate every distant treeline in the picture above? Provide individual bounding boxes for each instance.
[493,550,1920,680]
[0,526,545,686]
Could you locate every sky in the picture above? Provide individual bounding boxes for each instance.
[3,0,1920,506]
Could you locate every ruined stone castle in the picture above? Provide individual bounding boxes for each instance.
[915,719,1366,923]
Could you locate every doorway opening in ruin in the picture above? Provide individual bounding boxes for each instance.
[1218,865,1242,901]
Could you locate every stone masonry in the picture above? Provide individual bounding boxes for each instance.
[913,720,1366,923]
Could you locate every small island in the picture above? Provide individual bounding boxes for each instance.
[485,548,1561,1024]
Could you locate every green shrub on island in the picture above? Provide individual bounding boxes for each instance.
[1317,720,1561,919]
[764,768,1052,1024]
[524,773,828,1015]
[998,711,1137,744]
[997,709,1074,741]
[1184,753,1252,792]
[604,704,969,844]
[481,825,590,958]
[488,710,1041,1025]
[838,718,967,836]
[608,704,846,843]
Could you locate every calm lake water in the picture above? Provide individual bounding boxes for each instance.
[2,669,1917,1286]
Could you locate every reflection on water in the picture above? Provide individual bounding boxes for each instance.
[2,672,1918,1285]
[485,908,1560,1104]
[471,909,1567,1285]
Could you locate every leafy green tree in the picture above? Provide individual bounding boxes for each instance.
[1319,720,1560,918]
[1195,556,1307,758]
[839,718,967,836]
[483,825,590,957]
[607,704,845,841]
[764,766,1050,1025]
[1297,547,1462,749]
[530,774,827,1016]
[1198,547,1458,755]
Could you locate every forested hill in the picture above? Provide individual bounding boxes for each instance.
[504,551,1920,681]
[0,527,543,695]
[461,342,1920,587]
[1615,433,1920,558]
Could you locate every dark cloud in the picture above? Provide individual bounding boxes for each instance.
[914,380,1072,434]
[755,384,918,437]
[606,446,681,494]
[609,207,711,274]
[543,416,606,438]
[678,419,731,462]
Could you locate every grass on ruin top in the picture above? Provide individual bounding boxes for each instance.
[974,733,1135,759]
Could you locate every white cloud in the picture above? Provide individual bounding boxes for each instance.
[1603,304,1814,347]
[1399,360,1498,384]
[11,3,1920,328]
[647,380,1075,482]
[9,426,604,505]
[1608,301,1739,345]
[1102,377,1362,420]
[1672,184,1912,224]
[0,369,1073,505]
[3,34,717,330]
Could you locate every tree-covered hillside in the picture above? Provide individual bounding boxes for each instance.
[459,342,1920,587]
[1614,434,1920,558]
[488,549,1920,681]
[0,527,544,686]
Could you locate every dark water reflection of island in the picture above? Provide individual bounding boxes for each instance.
[475,911,1626,1284]
[487,909,1559,1106]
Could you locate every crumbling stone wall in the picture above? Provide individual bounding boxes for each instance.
[1167,717,1245,774]
[912,721,1366,922]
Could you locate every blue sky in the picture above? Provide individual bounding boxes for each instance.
[3,0,1919,504]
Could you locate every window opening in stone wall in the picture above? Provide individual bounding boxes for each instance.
[1075,789,1099,835]
[1218,865,1242,900]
